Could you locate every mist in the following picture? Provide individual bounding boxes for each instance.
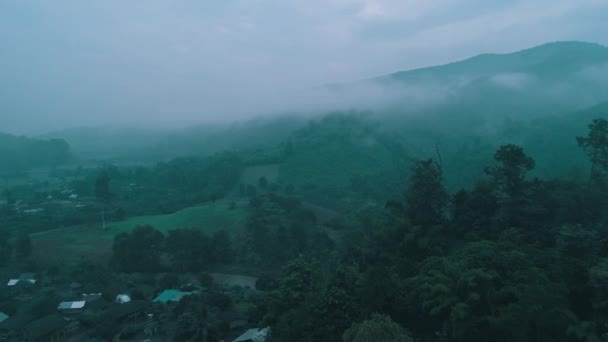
[2,0,608,135]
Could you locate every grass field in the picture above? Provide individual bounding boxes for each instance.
[31,200,249,265]
[108,200,247,235]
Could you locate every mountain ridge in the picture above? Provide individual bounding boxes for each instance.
[379,41,608,82]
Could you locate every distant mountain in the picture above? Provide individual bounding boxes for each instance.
[381,41,608,83]
[359,41,608,136]
[0,133,71,175]
[41,126,169,161]
[42,116,307,162]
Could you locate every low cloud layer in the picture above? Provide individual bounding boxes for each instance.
[1,0,607,134]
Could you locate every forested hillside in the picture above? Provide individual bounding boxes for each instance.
[0,133,70,175]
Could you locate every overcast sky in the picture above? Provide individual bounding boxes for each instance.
[1,0,607,134]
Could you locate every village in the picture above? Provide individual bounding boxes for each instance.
[0,270,269,341]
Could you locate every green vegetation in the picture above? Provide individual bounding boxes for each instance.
[107,201,247,235]
[30,200,247,265]
[0,133,70,176]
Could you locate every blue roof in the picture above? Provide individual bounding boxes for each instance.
[153,289,180,303]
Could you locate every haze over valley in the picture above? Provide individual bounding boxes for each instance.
[2,2,608,342]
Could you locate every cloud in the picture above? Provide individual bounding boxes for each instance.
[490,73,534,89]
[0,0,607,134]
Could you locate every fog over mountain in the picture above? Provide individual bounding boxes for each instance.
[2,0,608,134]
[29,41,606,162]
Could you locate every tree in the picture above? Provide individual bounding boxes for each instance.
[110,226,164,272]
[450,183,499,237]
[259,176,268,189]
[277,258,318,309]
[577,118,608,181]
[485,144,535,199]
[343,314,413,342]
[15,233,32,260]
[210,230,233,264]
[485,145,536,226]
[405,159,448,227]
[165,229,210,271]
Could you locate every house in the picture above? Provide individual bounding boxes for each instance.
[22,315,70,342]
[7,273,37,286]
[233,327,269,342]
[57,301,86,314]
[152,289,193,303]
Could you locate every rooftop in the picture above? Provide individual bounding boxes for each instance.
[233,327,269,342]
[152,289,193,303]
[58,301,86,310]
[7,273,37,286]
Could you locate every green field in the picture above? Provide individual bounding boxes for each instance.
[31,200,249,265]
[108,200,247,235]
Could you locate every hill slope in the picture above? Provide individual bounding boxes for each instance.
[0,133,71,175]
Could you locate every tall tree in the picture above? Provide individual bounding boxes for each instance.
[485,144,535,199]
[405,159,448,227]
[577,118,608,182]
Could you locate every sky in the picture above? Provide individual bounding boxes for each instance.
[1,0,607,134]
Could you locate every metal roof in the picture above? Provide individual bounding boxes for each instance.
[152,289,193,303]
[233,327,269,342]
[58,301,86,310]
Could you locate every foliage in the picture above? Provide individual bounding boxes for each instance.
[110,225,164,272]
[15,232,32,260]
[405,158,448,227]
[577,118,608,181]
[485,144,535,199]
[343,314,413,342]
